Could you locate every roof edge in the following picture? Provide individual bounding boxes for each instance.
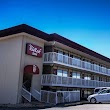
[0,24,49,41]
[50,33,110,63]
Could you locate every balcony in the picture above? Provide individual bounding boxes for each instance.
[41,74,110,88]
[43,52,110,76]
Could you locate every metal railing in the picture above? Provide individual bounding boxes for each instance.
[21,87,31,102]
[57,91,80,103]
[31,89,41,101]
[43,52,110,76]
[41,90,56,104]
[41,74,110,88]
[40,90,80,104]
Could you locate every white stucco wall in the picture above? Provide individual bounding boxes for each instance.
[0,35,23,104]
[17,34,45,103]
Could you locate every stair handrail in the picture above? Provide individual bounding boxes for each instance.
[22,87,31,102]
[31,88,41,101]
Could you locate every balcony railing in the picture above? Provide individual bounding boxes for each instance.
[41,74,110,88]
[41,90,80,104]
[43,52,110,76]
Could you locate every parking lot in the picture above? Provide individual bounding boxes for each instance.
[40,104,110,110]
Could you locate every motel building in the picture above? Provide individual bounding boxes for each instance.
[0,24,110,104]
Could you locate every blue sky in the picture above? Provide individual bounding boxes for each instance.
[0,0,110,58]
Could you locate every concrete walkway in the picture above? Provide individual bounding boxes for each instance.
[0,101,89,109]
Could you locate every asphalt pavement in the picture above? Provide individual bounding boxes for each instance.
[40,104,110,110]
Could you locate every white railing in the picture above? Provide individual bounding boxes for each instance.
[82,61,91,70]
[41,90,80,104]
[31,89,41,101]
[57,91,80,103]
[108,69,110,74]
[41,74,110,88]
[21,88,31,102]
[43,52,110,76]
[41,90,57,104]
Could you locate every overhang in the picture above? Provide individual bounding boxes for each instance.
[24,65,39,74]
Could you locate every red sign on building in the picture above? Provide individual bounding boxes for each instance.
[26,43,42,57]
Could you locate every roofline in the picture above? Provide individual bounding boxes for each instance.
[0,24,49,41]
[49,33,110,63]
[0,24,110,63]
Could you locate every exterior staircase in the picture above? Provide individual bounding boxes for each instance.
[21,87,41,103]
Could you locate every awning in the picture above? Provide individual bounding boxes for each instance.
[24,65,39,74]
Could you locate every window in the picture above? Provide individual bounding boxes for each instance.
[53,69,57,75]
[57,69,68,77]
[72,71,77,78]
[84,74,91,80]
[84,90,91,98]
[84,76,88,80]
[57,69,62,76]
[77,72,81,79]
[72,71,80,79]
[106,89,110,93]
[103,77,106,82]
[94,76,99,81]
[96,76,99,81]
[99,90,107,94]
[63,70,68,77]
[94,89,100,93]
[99,76,103,81]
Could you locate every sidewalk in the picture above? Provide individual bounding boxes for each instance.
[57,101,90,107]
[0,102,54,109]
[0,101,89,109]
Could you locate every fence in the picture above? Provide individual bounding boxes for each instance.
[41,90,80,104]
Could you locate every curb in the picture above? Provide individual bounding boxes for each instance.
[56,101,90,107]
[0,101,89,109]
[0,103,55,109]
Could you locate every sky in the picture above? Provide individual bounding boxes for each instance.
[0,0,110,58]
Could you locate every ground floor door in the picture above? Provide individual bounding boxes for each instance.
[80,88,94,100]
[23,73,32,92]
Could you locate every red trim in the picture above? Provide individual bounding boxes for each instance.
[24,65,39,74]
